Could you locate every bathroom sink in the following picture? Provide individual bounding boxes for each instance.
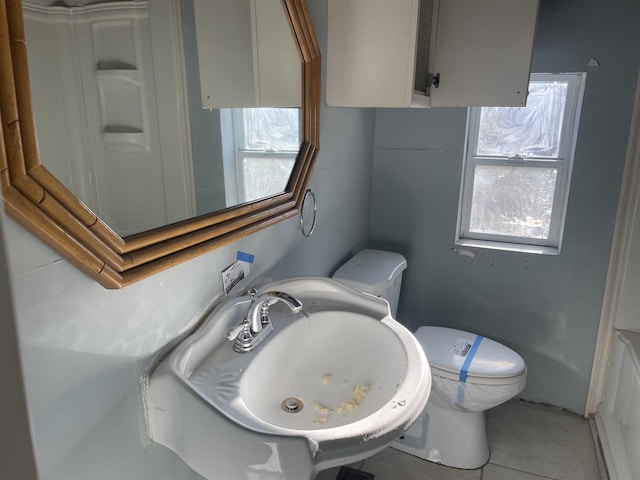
[147,277,431,480]
[240,310,409,431]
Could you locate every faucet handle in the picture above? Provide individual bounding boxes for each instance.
[224,319,250,342]
[260,301,271,326]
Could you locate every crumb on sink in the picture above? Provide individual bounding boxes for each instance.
[337,384,370,414]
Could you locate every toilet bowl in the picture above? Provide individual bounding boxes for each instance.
[391,326,526,469]
[332,249,527,470]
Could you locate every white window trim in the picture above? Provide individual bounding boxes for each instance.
[456,73,587,254]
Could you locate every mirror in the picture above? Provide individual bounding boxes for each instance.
[0,0,320,287]
[22,0,302,237]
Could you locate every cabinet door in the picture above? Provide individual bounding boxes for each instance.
[194,0,301,108]
[254,0,302,108]
[429,0,538,107]
[327,0,420,107]
[194,0,257,108]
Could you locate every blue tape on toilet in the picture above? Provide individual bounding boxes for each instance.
[459,335,484,383]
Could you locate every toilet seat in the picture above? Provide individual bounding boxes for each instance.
[414,326,526,385]
[429,364,526,386]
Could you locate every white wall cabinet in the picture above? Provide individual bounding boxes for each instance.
[327,0,539,108]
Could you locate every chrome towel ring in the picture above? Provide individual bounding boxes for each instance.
[300,189,317,237]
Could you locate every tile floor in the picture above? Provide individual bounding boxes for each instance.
[316,400,607,480]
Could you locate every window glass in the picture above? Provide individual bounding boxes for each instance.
[476,81,569,158]
[237,108,300,151]
[469,165,558,240]
[241,156,295,202]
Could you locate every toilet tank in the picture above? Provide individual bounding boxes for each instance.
[332,249,407,317]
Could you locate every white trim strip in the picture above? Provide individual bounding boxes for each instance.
[586,69,640,416]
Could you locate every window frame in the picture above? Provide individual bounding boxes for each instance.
[456,73,586,254]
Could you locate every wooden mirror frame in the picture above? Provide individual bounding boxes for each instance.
[0,0,320,288]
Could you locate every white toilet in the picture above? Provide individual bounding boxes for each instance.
[332,249,527,470]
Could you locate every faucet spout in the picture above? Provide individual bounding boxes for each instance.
[226,289,304,353]
[248,291,303,334]
[267,291,304,313]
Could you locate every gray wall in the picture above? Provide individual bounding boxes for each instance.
[0,217,38,480]
[0,1,375,479]
[369,0,640,414]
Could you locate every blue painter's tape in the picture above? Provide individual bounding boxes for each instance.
[459,335,484,383]
[237,251,255,264]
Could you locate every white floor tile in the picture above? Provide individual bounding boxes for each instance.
[484,463,554,480]
[487,401,601,480]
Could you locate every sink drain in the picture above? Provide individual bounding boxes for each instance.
[281,397,304,413]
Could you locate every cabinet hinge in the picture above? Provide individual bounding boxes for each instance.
[427,73,440,88]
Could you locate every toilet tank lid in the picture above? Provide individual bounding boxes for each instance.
[414,326,526,379]
[332,249,407,294]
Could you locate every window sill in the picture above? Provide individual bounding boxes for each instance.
[455,238,560,255]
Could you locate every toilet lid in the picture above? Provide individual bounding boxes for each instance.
[414,326,525,379]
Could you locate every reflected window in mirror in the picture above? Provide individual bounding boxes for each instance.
[230,108,300,204]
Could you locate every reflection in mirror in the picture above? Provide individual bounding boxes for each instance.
[226,108,300,205]
[22,0,301,237]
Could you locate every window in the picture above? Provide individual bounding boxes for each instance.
[457,73,586,254]
[232,108,300,203]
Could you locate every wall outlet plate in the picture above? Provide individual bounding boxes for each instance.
[222,261,245,295]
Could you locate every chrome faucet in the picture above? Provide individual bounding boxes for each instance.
[225,289,303,352]
[247,290,303,333]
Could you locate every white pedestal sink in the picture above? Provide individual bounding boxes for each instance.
[147,277,431,479]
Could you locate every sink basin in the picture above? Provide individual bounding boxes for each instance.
[147,277,431,480]
[240,310,408,431]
